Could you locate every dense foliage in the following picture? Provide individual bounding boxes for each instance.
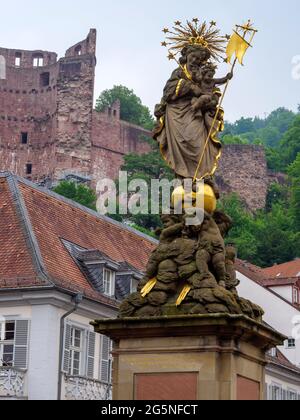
[53,181,97,211]
[221,107,300,172]
[95,85,155,130]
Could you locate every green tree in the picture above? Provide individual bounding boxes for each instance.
[288,153,300,230]
[95,85,155,130]
[265,108,295,135]
[279,115,300,167]
[53,181,97,211]
[265,145,286,172]
[218,194,257,261]
[108,141,174,231]
[254,204,300,267]
[266,182,289,212]
[221,134,248,145]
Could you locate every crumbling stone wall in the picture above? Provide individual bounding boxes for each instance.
[216,145,269,211]
[91,100,152,182]
[55,29,97,180]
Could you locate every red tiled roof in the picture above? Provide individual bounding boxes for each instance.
[235,259,267,285]
[263,259,300,279]
[267,349,300,375]
[0,173,156,305]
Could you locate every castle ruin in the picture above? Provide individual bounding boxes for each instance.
[0,30,270,211]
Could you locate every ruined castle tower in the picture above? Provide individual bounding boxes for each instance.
[0,30,97,183]
[0,29,151,186]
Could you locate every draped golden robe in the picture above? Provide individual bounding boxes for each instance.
[154,68,223,180]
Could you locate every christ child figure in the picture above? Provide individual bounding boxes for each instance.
[191,63,233,116]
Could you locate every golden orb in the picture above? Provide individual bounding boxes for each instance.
[172,184,217,214]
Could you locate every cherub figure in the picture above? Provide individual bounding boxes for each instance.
[145,213,184,279]
[191,63,233,116]
[192,210,227,287]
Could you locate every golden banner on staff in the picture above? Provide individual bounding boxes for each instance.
[226,31,250,65]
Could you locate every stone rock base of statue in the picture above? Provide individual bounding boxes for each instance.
[92,314,284,401]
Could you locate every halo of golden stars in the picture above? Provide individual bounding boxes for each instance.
[161,19,228,62]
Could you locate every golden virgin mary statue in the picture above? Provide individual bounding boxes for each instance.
[154,20,231,181]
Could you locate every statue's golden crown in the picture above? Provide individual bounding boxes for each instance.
[162,19,228,61]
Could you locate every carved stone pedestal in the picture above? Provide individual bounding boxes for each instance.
[92,314,284,401]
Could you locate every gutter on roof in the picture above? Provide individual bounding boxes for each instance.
[0,283,119,310]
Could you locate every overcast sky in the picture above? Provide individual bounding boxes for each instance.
[1,0,299,121]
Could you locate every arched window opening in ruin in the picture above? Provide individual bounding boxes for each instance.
[113,110,117,117]
[33,54,44,67]
[21,132,28,145]
[26,163,32,175]
[75,45,82,56]
[40,72,50,87]
[15,53,22,67]
[0,55,6,79]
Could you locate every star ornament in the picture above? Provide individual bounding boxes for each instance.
[168,53,175,60]
[162,28,169,34]
[161,41,167,47]
[174,21,182,26]
[210,21,217,27]
[192,18,199,24]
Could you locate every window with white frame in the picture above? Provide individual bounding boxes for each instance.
[0,321,15,367]
[287,389,298,400]
[286,338,296,349]
[68,327,83,376]
[63,323,96,379]
[0,320,29,369]
[103,269,115,297]
[271,384,283,400]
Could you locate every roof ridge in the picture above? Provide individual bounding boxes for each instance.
[6,173,54,287]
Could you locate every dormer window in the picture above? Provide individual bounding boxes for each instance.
[103,268,115,297]
[286,338,296,349]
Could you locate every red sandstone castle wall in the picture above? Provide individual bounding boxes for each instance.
[91,101,152,182]
[0,47,58,181]
[216,145,268,211]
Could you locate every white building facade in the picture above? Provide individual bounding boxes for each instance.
[237,263,300,400]
[0,289,118,400]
